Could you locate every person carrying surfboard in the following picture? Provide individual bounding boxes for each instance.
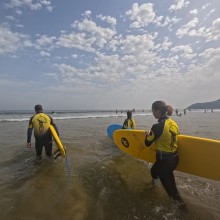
[122,110,136,129]
[145,101,185,208]
[26,104,59,160]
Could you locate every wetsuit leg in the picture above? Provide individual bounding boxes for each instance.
[158,156,183,202]
[44,141,52,157]
[151,161,160,179]
[35,139,44,157]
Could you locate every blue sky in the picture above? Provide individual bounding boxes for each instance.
[0,0,219,110]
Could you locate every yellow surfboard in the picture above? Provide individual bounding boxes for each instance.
[50,125,66,158]
[113,129,220,181]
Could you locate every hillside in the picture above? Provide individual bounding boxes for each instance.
[187,99,220,109]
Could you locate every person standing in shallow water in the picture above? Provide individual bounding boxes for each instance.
[26,104,59,160]
[145,101,185,207]
[122,110,136,129]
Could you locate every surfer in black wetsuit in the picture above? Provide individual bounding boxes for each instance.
[122,110,136,129]
[26,104,59,160]
[145,101,185,208]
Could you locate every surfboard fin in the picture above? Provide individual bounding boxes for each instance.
[53,148,61,159]
[54,153,61,159]
[53,148,60,155]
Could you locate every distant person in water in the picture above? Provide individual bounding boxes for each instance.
[175,108,182,116]
[122,110,136,129]
[175,109,178,115]
[145,101,185,208]
[26,104,59,160]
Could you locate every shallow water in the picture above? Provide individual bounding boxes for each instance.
[0,111,220,220]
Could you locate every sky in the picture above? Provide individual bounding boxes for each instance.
[0,0,220,110]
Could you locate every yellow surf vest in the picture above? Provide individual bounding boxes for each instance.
[123,118,136,129]
[29,113,52,137]
[155,118,179,153]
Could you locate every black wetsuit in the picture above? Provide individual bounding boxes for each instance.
[145,116,183,202]
[27,113,59,157]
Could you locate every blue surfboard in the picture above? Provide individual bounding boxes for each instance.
[107,124,123,139]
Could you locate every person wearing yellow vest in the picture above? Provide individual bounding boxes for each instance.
[26,104,59,160]
[145,101,185,208]
[122,110,136,129]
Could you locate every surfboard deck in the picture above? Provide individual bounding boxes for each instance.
[107,124,123,139]
[50,125,66,158]
[113,129,220,181]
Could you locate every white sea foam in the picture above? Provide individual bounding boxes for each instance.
[0,111,151,122]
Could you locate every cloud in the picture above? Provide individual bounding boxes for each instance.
[36,35,56,46]
[35,35,56,51]
[199,47,220,59]
[56,32,96,53]
[156,37,172,51]
[158,16,182,28]
[0,25,31,54]
[53,54,122,87]
[201,3,210,10]
[1,2,220,109]
[176,17,220,41]
[72,18,116,48]
[190,9,198,15]
[71,54,78,59]
[169,0,190,12]
[50,31,162,90]
[176,17,199,38]
[23,14,118,56]
[208,18,220,41]
[120,34,155,55]
[83,10,92,18]
[97,14,117,26]
[125,3,156,28]
[6,0,53,12]
[171,45,196,59]
[185,47,220,93]
[40,51,50,57]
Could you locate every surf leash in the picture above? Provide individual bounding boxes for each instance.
[53,147,71,177]
[63,146,71,177]
[65,153,71,178]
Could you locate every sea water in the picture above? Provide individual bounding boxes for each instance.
[0,109,220,220]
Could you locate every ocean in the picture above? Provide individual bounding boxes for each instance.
[0,109,220,220]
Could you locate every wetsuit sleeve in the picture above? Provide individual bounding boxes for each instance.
[145,122,164,147]
[27,117,33,143]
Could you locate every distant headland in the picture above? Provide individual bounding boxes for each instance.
[187,99,220,109]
